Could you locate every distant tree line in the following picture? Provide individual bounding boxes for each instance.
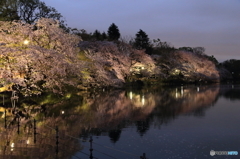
[1,0,239,82]
[178,46,219,65]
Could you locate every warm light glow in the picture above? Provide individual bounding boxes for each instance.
[141,67,144,69]
[27,140,30,144]
[66,93,71,99]
[61,111,64,114]
[11,143,14,148]
[129,91,133,100]
[197,87,199,92]
[175,88,178,98]
[141,95,145,106]
[23,40,29,45]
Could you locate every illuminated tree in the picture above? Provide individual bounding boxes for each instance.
[0,18,83,95]
[79,41,156,87]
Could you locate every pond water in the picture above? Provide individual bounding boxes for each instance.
[0,84,240,159]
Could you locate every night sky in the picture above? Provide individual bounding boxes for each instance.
[42,0,240,62]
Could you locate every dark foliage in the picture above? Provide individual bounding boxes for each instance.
[151,38,175,55]
[133,29,152,54]
[221,59,240,80]
[107,23,121,41]
[0,0,67,30]
[0,0,19,21]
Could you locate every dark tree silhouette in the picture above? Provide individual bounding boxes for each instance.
[134,29,152,54]
[222,59,240,80]
[0,0,19,21]
[108,129,122,143]
[101,31,108,41]
[151,38,175,55]
[71,28,92,41]
[19,0,64,25]
[92,30,101,40]
[0,0,65,28]
[136,120,150,136]
[107,23,121,41]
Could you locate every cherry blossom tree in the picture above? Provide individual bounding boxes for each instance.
[79,41,156,87]
[0,18,83,95]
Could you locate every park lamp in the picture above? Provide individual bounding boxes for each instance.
[23,40,30,45]
[11,143,14,151]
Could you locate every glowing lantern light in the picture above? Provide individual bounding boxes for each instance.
[23,40,29,45]
[129,91,133,100]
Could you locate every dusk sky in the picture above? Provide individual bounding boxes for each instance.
[42,0,240,62]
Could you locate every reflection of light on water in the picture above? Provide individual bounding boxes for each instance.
[130,91,133,100]
[142,95,145,106]
[197,87,199,92]
[175,88,178,98]
[181,86,184,95]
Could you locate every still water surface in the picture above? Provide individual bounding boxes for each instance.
[0,85,240,159]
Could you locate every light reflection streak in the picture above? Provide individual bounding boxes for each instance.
[176,88,178,98]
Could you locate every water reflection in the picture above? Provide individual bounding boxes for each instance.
[0,85,239,158]
[0,93,83,159]
[220,85,240,101]
[77,85,220,140]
